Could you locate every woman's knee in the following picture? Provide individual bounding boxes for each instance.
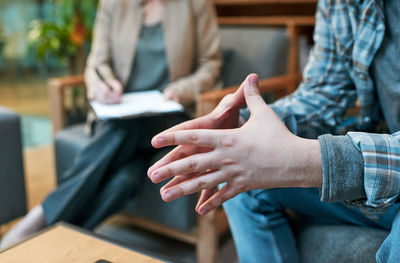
[110,163,145,192]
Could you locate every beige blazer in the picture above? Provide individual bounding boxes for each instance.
[85,0,222,109]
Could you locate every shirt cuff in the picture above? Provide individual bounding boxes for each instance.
[318,134,366,202]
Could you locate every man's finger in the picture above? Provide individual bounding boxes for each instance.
[148,145,212,177]
[150,151,220,183]
[197,183,238,215]
[244,74,268,114]
[196,188,217,212]
[160,174,196,194]
[152,129,225,148]
[211,76,248,120]
[161,170,229,202]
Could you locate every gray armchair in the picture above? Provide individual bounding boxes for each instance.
[0,106,27,225]
[297,224,388,263]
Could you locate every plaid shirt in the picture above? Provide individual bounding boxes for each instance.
[270,0,400,216]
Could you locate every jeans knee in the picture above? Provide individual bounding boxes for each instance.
[223,188,286,218]
[376,208,400,263]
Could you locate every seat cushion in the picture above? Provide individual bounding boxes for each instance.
[55,124,197,231]
[297,224,389,263]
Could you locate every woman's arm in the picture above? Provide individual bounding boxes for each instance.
[164,0,222,107]
[84,0,122,103]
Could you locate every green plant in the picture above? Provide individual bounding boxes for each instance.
[28,0,98,72]
[0,21,4,57]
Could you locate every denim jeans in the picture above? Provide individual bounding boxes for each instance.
[223,188,400,263]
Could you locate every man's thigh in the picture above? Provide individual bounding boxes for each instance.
[248,188,395,230]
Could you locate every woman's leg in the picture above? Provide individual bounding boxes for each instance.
[42,122,130,225]
[223,188,396,263]
[1,114,188,248]
[0,205,46,249]
[0,122,128,248]
[72,113,189,229]
[75,156,149,229]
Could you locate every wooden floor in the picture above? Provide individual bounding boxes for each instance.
[24,146,56,209]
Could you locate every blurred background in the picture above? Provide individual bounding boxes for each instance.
[0,1,315,261]
[0,0,97,148]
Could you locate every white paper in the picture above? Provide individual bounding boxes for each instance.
[90,90,184,120]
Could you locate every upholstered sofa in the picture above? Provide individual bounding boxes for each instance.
[0,106,27,225]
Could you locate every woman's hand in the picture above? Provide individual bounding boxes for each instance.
[94,78,123,104]
[148,74,322,215]
[163,86,180,103]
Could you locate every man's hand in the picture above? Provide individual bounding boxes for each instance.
[148,74,252,178]
[94,78,123,104]
[148,74,322,215]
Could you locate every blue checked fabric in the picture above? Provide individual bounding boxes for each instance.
[347,132,400,217]
[269,0,400,215]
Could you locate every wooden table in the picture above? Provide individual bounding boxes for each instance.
[0,223,165,263]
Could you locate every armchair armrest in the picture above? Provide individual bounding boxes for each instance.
[197,74,301,116]
[48,75,86,133]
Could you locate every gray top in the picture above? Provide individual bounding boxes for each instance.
[125,23,170,93]
[319,0,400,202]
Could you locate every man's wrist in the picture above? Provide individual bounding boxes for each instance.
[295,138,323,188]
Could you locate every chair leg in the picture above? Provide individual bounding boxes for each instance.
[197,210,218,263]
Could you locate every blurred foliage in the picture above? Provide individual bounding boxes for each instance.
[0,21,3,37]
[28,0,98,66]
[0,21,4,56]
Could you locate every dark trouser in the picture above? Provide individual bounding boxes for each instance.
[42,113,187,229]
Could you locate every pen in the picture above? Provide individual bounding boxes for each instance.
[95,67,113,91]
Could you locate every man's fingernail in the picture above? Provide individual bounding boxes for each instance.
[199,207,208,215]
[152,172,161,182]
[163,191,172,201]
[249,74,258,85]
[156,137,165,145]
[248,75,259,90]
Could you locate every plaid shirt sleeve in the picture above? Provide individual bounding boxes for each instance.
[347,131,400,218]
[270,0,358,139]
